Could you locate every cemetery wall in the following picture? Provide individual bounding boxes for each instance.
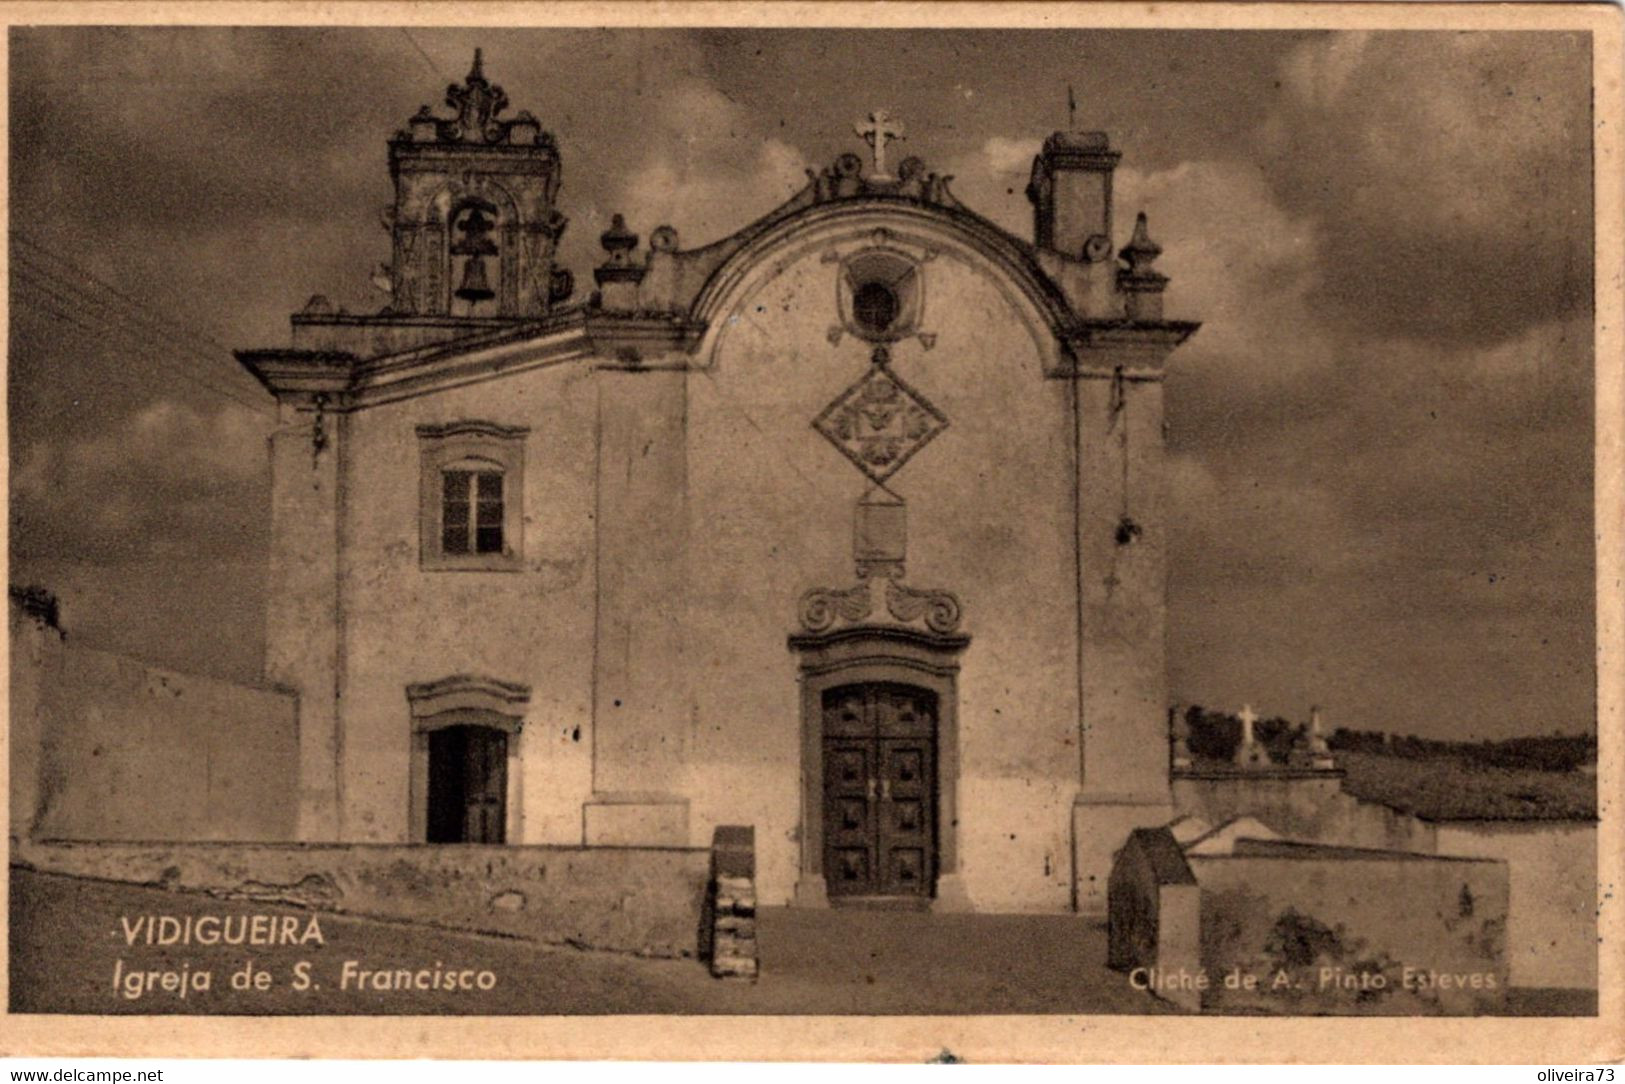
[1186,844,1508,1015]
[13,839,711,958]
[1434,820,1596,990]
[1171,771,1438,852]
[10,602,298,843]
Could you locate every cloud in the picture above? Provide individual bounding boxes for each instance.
[1256,30,1592,344]
[12,399,270,562]
[939,136,1042,240]
[5,28,1595,739]
[608,79,809,251]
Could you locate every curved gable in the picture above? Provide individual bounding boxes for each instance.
[687,199,1078,372]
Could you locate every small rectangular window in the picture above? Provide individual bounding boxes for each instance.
[418,421,526,572]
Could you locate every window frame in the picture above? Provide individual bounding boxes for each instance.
[417,421,528,572]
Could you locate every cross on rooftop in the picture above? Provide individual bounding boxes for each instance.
[855,109,905,179]
[1238,704,1259,747]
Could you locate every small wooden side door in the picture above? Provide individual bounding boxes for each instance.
[427,724,507,843]
[463,726,507,844]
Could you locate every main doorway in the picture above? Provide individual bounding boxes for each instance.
[821,683,938,904]
[426,724,508,843]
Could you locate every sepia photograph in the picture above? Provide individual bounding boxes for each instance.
[3,3,1619,1063]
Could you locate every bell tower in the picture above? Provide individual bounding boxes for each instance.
[385,49,572,318]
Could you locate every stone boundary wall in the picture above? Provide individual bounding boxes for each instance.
[1173,768,1596,991]
[1187,845,1508,1015]
[10,603,299,843]
[1172,771,1438,853]
[14,839,711,958]
[1434,820,1597,990]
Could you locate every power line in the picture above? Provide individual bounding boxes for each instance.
[12,283,272,415]
[12,305,268,422]
[10,249,250,373]
[13,292,274,418]
[11,298,251,423]
[9,250,272,402]
[12,231,253,369]
[11,268,273,415]
[12,272,276,416]
[400,29,450,81]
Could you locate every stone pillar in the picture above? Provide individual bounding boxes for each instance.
[1070,363,1175,914]
[8,596,59,842]
[709,825,759,979]
[584,366,691,845]
[265,398,345,841]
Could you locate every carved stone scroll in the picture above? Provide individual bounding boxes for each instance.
[798,582,874,633]
[885,580,962,634]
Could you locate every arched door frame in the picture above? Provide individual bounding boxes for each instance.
[788,625,970,909]
[406,675,530,843]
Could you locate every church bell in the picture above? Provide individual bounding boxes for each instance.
[455,255,495,303]
[451,204,499,305]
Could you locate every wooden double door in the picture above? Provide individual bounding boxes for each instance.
[822,683,937,903]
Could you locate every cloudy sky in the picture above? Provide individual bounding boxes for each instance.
[8,26,1595,739]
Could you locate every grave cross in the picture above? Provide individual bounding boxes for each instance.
[1238,704,1259,748]
[855,109,906,179]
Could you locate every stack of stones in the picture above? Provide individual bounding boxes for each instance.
[709,825,758,980]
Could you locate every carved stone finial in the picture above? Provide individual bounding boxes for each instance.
[1120,212,1163,274]
[444,47,511,143]
[1290,704,1337,770]
[1170,704,1193,771]
[1119,211,1170,319]
[599,214,638,259]
[595,214,645,298]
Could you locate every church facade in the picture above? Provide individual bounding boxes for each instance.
[238,54,1198,914]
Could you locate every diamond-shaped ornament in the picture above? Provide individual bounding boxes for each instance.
[812,356,948,486]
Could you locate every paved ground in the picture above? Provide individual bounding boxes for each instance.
[9,868,1593,1016]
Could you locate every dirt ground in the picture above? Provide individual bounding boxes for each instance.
[8,868,1593,1017]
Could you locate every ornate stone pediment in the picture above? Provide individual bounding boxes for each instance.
[395,49,553,149]
[799,575,962,637]
[406,673,531,730]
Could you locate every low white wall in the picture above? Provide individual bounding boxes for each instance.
[1434,820,1596,990]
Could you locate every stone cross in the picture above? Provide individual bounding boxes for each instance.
[1238,704,1258,748]
[855,110,905,179]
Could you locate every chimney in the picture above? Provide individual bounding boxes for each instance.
[1026,130,1121,259]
